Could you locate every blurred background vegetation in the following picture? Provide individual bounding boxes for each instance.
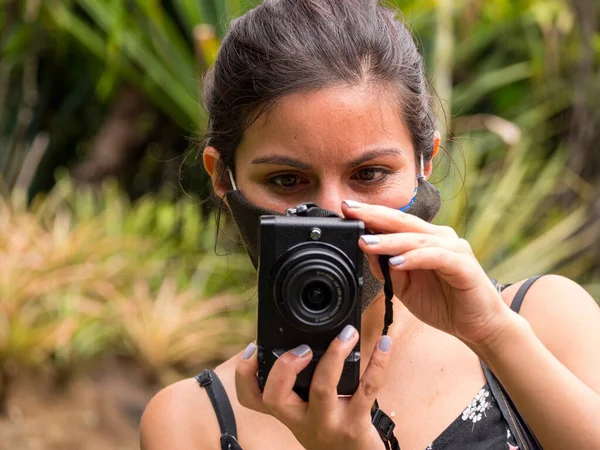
[0,0,599,448]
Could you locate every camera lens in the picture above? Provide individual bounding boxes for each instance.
[273,243,359,332]
[301,281,332,312]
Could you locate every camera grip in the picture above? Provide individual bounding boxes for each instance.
[257,345,267,390]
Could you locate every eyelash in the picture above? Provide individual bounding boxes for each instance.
[267,168,393,191]
[268,173,308,190]
[352,167,393,184]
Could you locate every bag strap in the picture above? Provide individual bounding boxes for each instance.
[482,361,543,450]
[195,369,241,450]
[482,275,545,450]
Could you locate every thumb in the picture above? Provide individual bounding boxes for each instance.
[348,335,393,414]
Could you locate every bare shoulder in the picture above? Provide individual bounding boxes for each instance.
[139,358,238,450]
[500,275,600,391]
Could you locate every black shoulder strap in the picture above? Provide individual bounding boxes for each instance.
[510,275,544,313]
[195,369,242,450]
[482,362,543,450]
[483,275,546,450]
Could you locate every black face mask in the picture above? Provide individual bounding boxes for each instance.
[224,172,441,313]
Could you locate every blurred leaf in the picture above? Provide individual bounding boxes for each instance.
[453,62,533,113]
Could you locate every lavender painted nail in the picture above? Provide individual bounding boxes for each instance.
[292,344,311,358]
[360,235,380,245]
[337,325,356,342]
[343,200,361,209]
[379,335,392,353]
[389,255,406,266]
[242,343,257,360]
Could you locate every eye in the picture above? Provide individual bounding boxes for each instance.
[268,174,308,189]
[352,167,392,184]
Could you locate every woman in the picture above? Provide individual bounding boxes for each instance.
[140,1,600,449]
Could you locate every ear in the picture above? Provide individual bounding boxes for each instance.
[202,146,229,203]
[424,131,440,180]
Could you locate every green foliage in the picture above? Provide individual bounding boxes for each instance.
[46,0,200,126]
[43,0,259,127]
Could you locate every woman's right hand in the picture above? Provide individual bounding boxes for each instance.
[235,326,393,450]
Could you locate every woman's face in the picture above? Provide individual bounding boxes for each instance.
[206,84,430,215]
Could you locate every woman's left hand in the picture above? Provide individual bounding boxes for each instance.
[342,200,513,348]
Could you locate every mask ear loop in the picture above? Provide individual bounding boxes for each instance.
[227,167,238,191]
[418,153,426,180]
[213,167,238,257]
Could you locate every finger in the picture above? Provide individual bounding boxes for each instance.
[261,345,312,423]
[343,200,456,237]
[307,325,360,420]
[359,233,472,257]
[235,342,271,415]
[348,335,393,414]
[388,247,483,291]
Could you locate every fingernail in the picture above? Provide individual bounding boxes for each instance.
[389,255,405,266]
[337,325,356,342]
[343,200,361,209]
[242,343,257,360]
[360,235,380,245]
[378,335,392,353]
[292,344,311,358]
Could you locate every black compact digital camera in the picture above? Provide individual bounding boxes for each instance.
[256,203,364,401]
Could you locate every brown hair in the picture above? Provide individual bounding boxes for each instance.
[202,0,437,180]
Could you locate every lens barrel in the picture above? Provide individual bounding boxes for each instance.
[273,243,358,331]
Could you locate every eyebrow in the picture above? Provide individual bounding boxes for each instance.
[250,148,404,170]
[250,155,312,170]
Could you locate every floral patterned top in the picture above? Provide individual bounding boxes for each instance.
[425,382,520,449]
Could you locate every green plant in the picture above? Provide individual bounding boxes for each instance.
[43,0,260,128]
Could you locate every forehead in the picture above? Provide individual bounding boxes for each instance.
[235,84,415,168]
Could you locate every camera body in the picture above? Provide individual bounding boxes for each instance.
[256,212,364,401]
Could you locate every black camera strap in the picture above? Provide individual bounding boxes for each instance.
[378,255,395,335]
[369,255,401,450]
